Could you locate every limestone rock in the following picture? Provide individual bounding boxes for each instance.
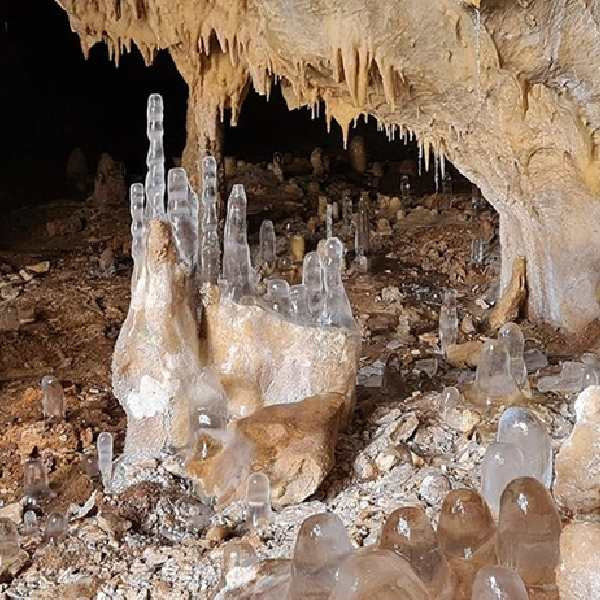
[187,394,346,507]
[348,136,367,174]
[489,257,526,331]
[112,220,203,457]
[214,559,291,600]
[554,386,600,513]
[203,300,360,424]
[445,341,483,368]
[558,522,600,600]
[92,152,126,205]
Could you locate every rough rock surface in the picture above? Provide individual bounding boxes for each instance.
[489,256,526,331]
[558,522,600,600]
[58,0,600,331]
[188,393,346,507]
[554,385,600,513]
[203,300,360,423]
[112,220,203,455]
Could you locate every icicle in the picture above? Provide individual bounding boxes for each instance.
[440,150,447,181]
[424,140,431,173]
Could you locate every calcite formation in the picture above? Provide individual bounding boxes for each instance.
[203,301,358,422]
[558,522,600,600]
[187,394,346,506]
[57,0,600,332]
[554,385,600,513]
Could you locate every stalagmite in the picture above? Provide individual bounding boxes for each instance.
[380,506,455,599]
[289,513,353,600]
[497,477,561,587]
[497,407,553,488]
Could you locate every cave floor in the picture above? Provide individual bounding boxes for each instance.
[0,167,583,598]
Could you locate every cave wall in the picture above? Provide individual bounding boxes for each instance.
[56,0,600,331]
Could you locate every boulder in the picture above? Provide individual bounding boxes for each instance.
[557,522,600,600]
[554,386,600,513]
[187,393,346,507]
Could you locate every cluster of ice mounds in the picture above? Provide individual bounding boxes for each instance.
[221,477,559,599]
[111,94,360,484]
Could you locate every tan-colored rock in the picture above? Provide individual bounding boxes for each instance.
[187,393,346,507]
[112,220,203,455]
[348,136,367,174]
[97,510,132,539]
[445,341,484,368]
[489,257,526,331]
[554,386,600,513]
[203,300,360,424]
[558,522,600,600]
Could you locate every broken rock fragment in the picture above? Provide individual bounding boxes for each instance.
[554,385,600,513]
[557,522,600,600]
[187,393,346,507]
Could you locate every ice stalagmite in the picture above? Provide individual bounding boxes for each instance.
[130,183,145,293]
[167,168,198,273]
[199,156,219,285]
[144,94,165,221]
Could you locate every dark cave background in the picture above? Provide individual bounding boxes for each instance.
[1,0,465,209]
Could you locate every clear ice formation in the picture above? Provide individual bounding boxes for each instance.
[23,456,49,502]
[320,238,354,329]
[303,251,324,319]
[437,489,496,597]
[497,477,561,586]
[188,367,230,455]
[44,512,67,543]
[498,322,527,387]
[23,510,38,536]
[329,549,430,600]
[476,340,517,402]
[130,183,145,291]
[480,441,526,517]
[439,289,459,354]
[41,375,65,421]
[167,168,198,273]
[497,407,553,488]
[265,279,291,316]
[471,239,486,264]
[258,220,276,272]
[221,540,258,588]
[97,432,113,491]
[471,566,528,600]
[144,94,165,221]
[289,513,353,600]
[380,506,455,600]
[199,156,219,285]
[246,471,271,531]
